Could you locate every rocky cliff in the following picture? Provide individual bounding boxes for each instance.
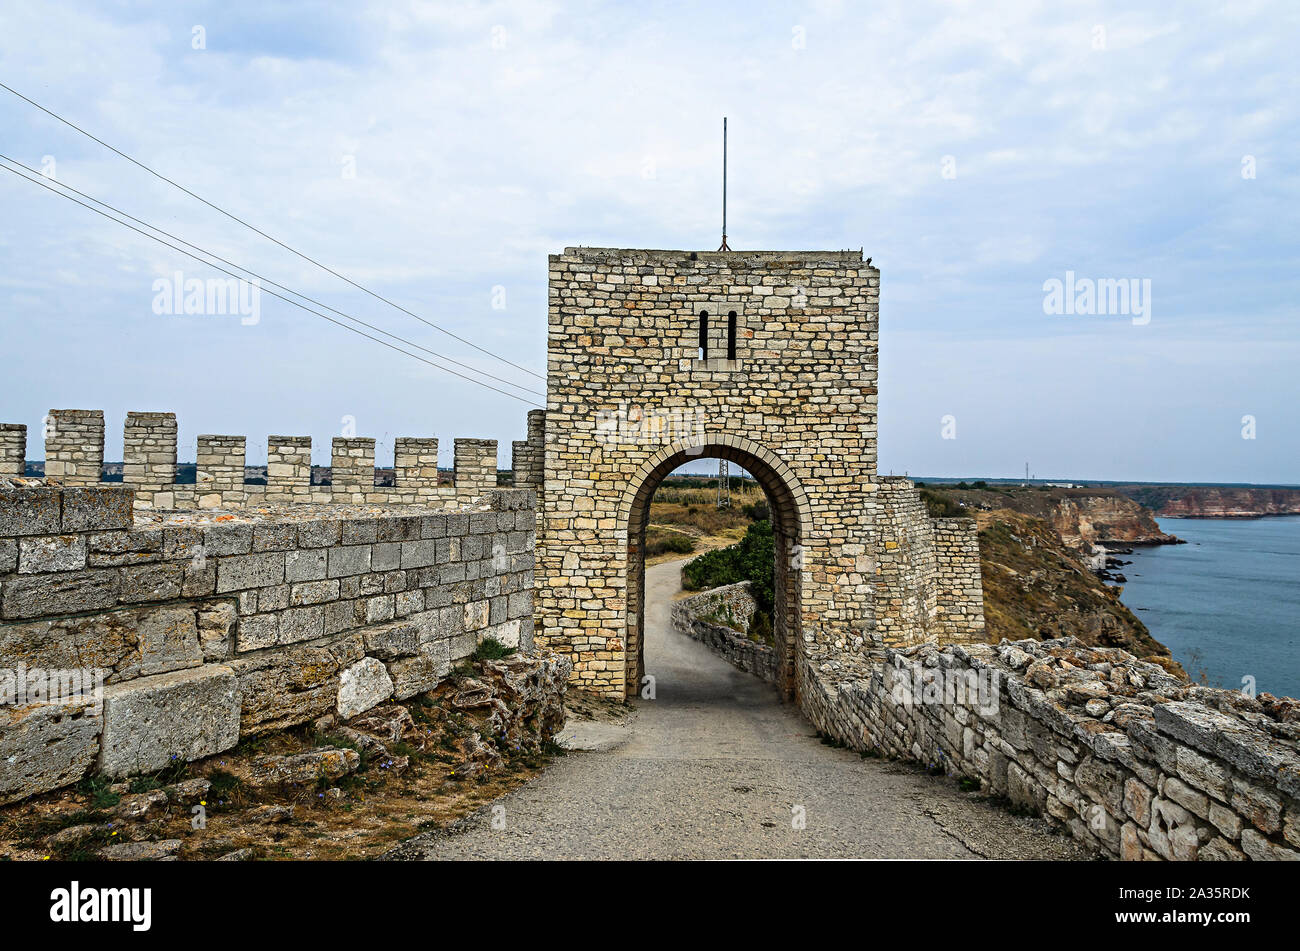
[1117,485,1300,518]
[1048,495,1180,548]
[924,485,1180,549]
[973,509,1178,667]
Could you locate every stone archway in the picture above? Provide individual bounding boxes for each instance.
[534,247,886,701]
[620,436,811,701]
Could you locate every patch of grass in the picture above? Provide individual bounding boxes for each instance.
[644,528,697,557]
[75,776,120,810]
[471,637,515,662]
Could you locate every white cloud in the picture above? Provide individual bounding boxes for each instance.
[0,0,1296,481]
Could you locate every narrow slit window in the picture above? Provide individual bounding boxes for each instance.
[698,311,709,360]
[727,311,737,361]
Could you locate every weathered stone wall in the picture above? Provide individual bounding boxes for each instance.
[196,434,247,509]
[798,637,1300,861]
[0,478,534,804]
[511,409,545,492]
[0,425,24,477]
[873,477,939,649]
[0,409,502,510]
[123,412,178,489]
[931,517,986,643]
[538,248,882,697]
[670,581,777,683]
[44,410,104,485]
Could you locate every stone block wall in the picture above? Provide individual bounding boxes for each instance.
[330,437,376,503]
[266,436,313,503]
[539,248,881,698]
[196,435,247,509]
[0,425,24,477]
[123,412,177,487]
[669,581,777,684]
[0,478,535,804]
[1,409,502,510]
[453,438,497,497]
[873,477,939,649]
[44,410,104,485]
[512,409,545,492]
[395,437,441,490]
[932,518,986,643]
[797,637,1300,861]
[872,477,985,649]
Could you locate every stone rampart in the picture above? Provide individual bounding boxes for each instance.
[669,581,778,683]
[0,477,534,803]
[798,637,1300,861]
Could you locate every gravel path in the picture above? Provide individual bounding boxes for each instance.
[392,559,1092,860]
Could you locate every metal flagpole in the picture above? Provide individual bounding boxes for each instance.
[718,117,731,251]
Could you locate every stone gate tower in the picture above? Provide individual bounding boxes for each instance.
[524,247,983,702]
[533,247,879,698]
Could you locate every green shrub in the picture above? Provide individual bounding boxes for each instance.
[645,530,696,557]
[471,636,515,662]
[681,520,775,615]
[920,488,963,518]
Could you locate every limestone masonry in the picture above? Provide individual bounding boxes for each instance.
[532,248,985,700]
[670,581,778,684]
[0,472,533,804]
[2,246,1297,860]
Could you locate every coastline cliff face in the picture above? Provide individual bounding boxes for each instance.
[973,510,1178,666]
[921,485,1180,549]
[918,486,1182,669]
[1048,495,1180,548]
[1118,486,1300,519]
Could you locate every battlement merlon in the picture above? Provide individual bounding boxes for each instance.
[45,409,105,485]
[0,410,514,510]
[0,424,26,477]
[123,411,178,487]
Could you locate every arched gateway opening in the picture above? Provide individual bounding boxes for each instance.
[620,437,810,701]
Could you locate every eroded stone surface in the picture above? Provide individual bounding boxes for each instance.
[337,656,394,719]
[0,703,102,805]
[98,666,240,776]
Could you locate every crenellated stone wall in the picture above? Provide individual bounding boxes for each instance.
[931,518,986,643]
[873,477,940,649]
[511,409,545,493]
[0,409,501,510]
[0,477,534,804]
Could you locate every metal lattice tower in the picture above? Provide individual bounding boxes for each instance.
[716,458,731,508]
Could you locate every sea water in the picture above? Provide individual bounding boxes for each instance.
[1119,516,1300,699]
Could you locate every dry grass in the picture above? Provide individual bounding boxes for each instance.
[644,482,766,565]
[0,676,561,862]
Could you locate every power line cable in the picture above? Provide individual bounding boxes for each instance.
[0,153,544,399]
[0,160,543,407]
[0,81,546,381]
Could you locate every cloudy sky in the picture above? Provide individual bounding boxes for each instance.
[1,0,1296,483]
